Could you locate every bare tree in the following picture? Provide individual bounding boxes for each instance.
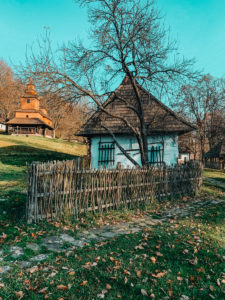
[19,0,197,166]
[0,60,23,123]
[173,75,225,160]
[40,91,87,139]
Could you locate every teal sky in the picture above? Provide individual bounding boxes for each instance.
[0,0,225,78]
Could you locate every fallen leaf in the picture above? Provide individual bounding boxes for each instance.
[97,293,105,298]
[150,256,156,264]
[155,252,163,257]
[28,266,38,274]
[68,271,75,275]
[0,283,4,288]
[136,270,141,277]
[152,271,166,278]
[80,281,88,286]
[15,291,24,299]
[106,284,111,290]
[57,285,67,290]
[197,267,205,273]
[141,289,148,296]
[39,287,48,294]
[177,276,183,281]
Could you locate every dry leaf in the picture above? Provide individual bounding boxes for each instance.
[69,271,75,275]
[0,283,4,288]
[197,267,205,273]
[136,270,141,277]
[106,284,111,290]
[29,266,38,273]
[15,291,24,299]
[150,256,156,264]
[152,271,166,278]
[177,276,183,281]
[141,289,148,296]
[209,285,214,291]
[97,293,105,298]
[39,287,48,294]
[80,281,88,286]
[57,285,67,290]
[124,277,128,284]
[1,233,7,239]
[109,257,114,261]
[123,269,131,275]
[155,252,163,257]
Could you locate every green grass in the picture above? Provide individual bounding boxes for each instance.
[0,134,87,221]
[0,152,225,299]
[203,168,225,181]
[0,199,225,299]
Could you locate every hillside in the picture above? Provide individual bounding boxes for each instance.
[0,134,87,219]
[0,134,87,157]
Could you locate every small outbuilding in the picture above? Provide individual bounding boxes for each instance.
[204,142,225,169]
[77,76,195,169]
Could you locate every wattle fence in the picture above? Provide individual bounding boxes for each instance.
[27,160,202,223]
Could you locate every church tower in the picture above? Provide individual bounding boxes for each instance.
[7,78,53,137]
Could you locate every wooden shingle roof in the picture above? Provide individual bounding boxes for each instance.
[77,77,196,137]
[204,142,225,158]
[7,118,53,129]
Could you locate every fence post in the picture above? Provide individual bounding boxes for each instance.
[116,162,122,207]
[27,163,37,223]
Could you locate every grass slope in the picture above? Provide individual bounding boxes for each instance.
[0,134,87,220]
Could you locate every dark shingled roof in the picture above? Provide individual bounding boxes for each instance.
[77,77,196,137]
[204,142,225,158]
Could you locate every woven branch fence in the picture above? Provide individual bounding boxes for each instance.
[27,160,202,223]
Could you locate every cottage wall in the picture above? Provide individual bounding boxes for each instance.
[90,134,178,169]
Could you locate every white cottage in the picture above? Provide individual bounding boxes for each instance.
[77,77,195,169]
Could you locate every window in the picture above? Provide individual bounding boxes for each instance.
[98,142,115,167]
[148,143,164,166]
[26,115,29,118]
[27,99,30,103]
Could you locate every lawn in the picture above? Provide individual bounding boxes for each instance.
[0,134,87,220]
[0,142,225,300]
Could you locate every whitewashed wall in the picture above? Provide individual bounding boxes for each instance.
[0,123,6,131]
[91,134,178,169]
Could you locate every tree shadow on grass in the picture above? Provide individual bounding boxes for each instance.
[0,145,81,222]
[0,145,79,166]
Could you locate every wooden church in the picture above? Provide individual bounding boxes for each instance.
[7,78,54,137]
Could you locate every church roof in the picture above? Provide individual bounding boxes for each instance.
[7,117,53,129]
[15,109,52,120]
[77,77,196,137]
